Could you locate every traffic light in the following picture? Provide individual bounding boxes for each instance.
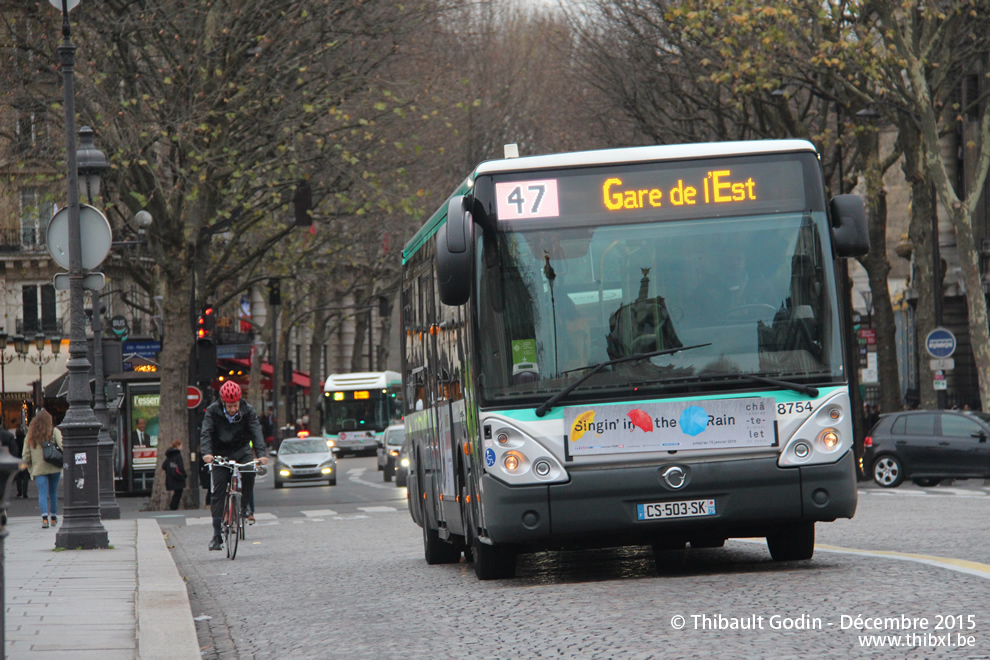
[196,305,217,383]
[197,305,216,340]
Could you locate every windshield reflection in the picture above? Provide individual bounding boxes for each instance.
[476,213,842,404]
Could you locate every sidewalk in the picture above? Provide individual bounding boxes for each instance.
[4,516,200,659]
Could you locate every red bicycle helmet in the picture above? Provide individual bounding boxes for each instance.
[219,380,242,403]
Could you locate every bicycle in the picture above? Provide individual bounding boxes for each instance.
[209,457,261,559]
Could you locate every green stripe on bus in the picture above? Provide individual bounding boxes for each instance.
[402,180,474,264]
[490,386,847,423]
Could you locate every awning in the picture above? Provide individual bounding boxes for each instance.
[223,358,311,393]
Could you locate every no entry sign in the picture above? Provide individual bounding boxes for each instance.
[186,385,203,409]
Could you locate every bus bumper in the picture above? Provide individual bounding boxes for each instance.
[480,450,857,548]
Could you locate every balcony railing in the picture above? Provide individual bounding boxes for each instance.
[15,318,65,336]
[0,227,49,254]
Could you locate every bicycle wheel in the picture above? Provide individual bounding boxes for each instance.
[226,495,240,560]
[237,492,246,541]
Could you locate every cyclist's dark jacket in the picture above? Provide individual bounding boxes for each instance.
[200,399,266,462]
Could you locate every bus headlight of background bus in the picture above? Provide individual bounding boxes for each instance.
[777,391,852,467]
[484,421,567,485]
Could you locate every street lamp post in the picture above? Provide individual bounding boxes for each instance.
[77,126,119,519]
[52,0,109,549]
[25,333,60,407]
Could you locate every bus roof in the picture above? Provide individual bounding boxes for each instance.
[324,371,401,391]
[475,139,816,176]
[401,139,818,263]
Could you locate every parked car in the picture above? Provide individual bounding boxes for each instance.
[274,433,337,488]
[863,409,990,488]
[377,424,405,482]
[395,435,411,488]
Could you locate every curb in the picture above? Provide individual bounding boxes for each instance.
[135,519,200,659]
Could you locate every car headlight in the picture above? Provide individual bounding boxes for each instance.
[400,458,409,467]
[278,469,291,477]
[321,467,333,474]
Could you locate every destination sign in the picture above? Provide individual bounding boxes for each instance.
[491,155,811,225]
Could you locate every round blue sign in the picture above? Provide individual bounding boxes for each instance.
[485,448,496,468]
[925,327,956,359]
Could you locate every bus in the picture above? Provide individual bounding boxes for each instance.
[401,140,868,580]
[323,371,403,455]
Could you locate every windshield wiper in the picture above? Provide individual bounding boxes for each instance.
[534,343,711,417]
[736,373,819,398]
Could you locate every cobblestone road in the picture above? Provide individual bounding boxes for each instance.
[165,483,990,659]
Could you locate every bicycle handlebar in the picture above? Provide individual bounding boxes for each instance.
[209,457,262,472]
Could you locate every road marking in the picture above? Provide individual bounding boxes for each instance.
[185,517,213,526]
[349,470,402,490]
[732,539,990,579]
[253,512,277,521]
[861,489,990,499]
[302,509,338,517]
[814,544,990,580]
[358,506,397,513]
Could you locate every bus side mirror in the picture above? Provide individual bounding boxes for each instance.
[436,195,474,306]
[830,194,869,258]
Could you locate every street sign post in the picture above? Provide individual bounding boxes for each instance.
[925,328,957,359]
[186,385,203,409]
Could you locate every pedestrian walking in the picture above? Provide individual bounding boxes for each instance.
[162,439,188,510]
[21,410,63,528]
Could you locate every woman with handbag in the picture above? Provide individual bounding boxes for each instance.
[21,409,64,528]
[162,439,188,510]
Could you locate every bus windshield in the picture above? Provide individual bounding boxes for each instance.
[324,391,397,434]
[475,211,843,405]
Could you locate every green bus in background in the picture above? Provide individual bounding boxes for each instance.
[323,371,402,456]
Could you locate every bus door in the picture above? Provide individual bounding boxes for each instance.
[437,399,466,537]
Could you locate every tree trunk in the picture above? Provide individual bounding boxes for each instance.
[147,269,195,510]
[350,289,370,372]
[309,287,332,430]
[857,137,900,414]
[903,139,938,410]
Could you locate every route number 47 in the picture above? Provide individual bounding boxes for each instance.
[495,179,560,220]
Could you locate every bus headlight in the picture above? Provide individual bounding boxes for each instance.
[777,390,853,467]
[820,430,839,449]
[483,419,568,485]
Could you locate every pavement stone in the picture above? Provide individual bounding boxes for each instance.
[3,517,199,659]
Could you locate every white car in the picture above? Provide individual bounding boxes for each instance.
[274,434,337,488]
[377,424,405,482]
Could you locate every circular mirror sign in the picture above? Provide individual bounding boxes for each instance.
[47,204,113,271]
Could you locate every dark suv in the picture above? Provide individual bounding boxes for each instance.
[864,410,990,487]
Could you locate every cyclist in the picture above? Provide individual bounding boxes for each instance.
[201,381,268,551]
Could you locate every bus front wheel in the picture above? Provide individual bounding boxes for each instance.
[766,522,815,561]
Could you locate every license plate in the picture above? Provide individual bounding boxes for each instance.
[637,499,716,520]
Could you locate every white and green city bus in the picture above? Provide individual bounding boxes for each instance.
[323,371,402,455]
[401,140,869,580]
